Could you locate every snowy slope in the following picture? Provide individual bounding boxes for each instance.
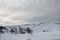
[34,22,60,32]
[0,22,60,40]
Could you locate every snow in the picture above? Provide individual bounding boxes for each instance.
[0,23,60,40]
[0,31,60,40]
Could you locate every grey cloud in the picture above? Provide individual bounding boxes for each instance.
[0,0,60,24]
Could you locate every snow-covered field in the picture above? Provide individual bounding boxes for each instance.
[0,31,60,40]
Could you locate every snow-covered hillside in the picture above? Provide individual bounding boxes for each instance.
[34,22,60,32]
[0,22,60,40]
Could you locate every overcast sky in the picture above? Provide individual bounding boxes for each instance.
[0,0,60,25]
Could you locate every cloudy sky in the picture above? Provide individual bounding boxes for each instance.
[0,0,60,25]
